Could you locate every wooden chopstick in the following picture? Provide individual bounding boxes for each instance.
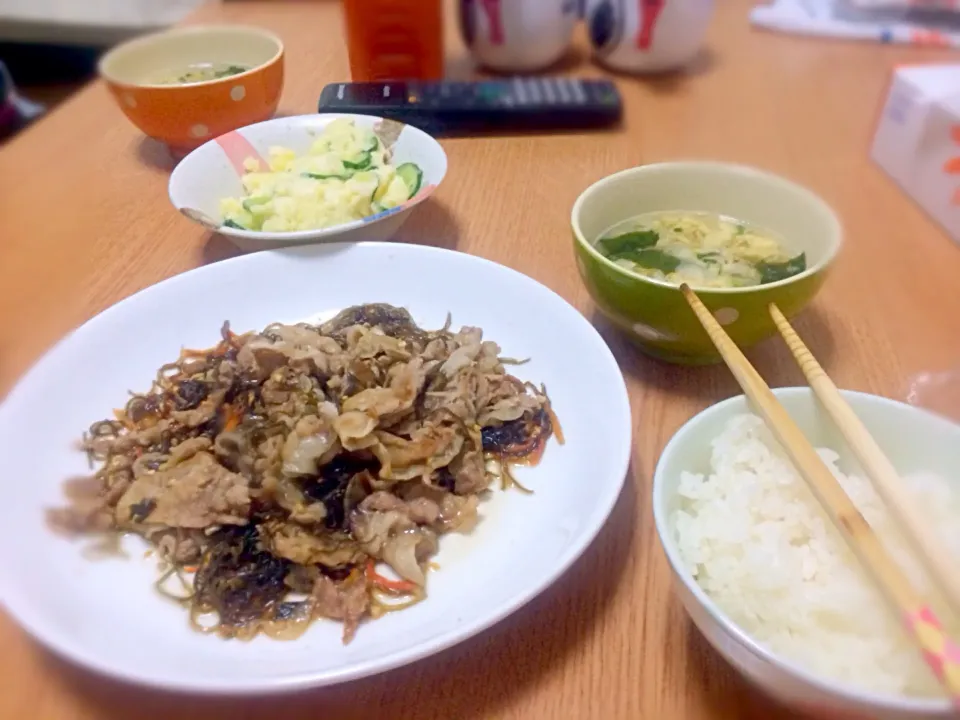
[680,284,960,705]
[769,302,960,617]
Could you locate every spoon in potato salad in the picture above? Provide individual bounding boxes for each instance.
[220,118,423,232]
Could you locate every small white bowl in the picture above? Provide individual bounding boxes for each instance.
[169,113,448,252]
[652,388,960,720]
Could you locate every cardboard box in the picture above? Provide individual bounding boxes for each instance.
[871,64,960,245]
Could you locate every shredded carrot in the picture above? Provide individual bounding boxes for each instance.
[178,334,239,360]
[182,565,198,573]
[179,347,211,360]
[365,559,418,594]
[546,402,565,445]
[222,404,242,432]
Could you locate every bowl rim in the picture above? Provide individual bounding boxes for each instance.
[167,113,449,242]
[98,24,284,89]
[651,387,953,714]
[570,161,843,295]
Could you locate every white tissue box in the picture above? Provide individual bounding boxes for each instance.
[871,64,960,246]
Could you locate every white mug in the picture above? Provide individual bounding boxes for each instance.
[585,0,714,74]
[458,0,580,73]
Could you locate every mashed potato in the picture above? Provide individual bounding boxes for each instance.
[220,118,423,233]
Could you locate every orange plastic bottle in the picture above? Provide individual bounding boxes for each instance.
[342,0,444,82]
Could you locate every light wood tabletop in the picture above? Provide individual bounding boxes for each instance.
[1,0,959,718]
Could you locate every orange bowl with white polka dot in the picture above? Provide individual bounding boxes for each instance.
[99,25,284,155]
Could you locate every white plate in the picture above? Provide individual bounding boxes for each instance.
[168,114,448,252]
[0,242,631,694]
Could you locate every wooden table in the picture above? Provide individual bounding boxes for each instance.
[1,1,959,718]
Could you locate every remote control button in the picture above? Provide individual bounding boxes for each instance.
[526,78,543,104]
[542,78,557,104]
[423,82,468,101]
[476,82,504,103]
[599,85,619,105]
[585,81,619,106]
[570,80,587,105]
[347,82,408,105]
[512,77,529,105]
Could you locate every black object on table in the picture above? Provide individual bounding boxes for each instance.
[318,78,623,136]
[0,41,100,85]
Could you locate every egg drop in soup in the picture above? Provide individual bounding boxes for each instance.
[594,211,806,289]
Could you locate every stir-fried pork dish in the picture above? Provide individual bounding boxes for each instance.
[49,304,559,642]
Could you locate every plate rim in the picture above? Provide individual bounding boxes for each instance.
[0,242,632,695]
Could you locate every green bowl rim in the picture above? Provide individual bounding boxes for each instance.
[570,161,844,295]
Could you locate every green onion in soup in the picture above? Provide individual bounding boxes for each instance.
[149,63,249,86]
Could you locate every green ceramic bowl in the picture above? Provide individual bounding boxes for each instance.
[572,162,843,365]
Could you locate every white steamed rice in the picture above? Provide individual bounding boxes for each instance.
[672,413,960,697]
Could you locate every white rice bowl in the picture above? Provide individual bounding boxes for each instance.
[670,412,960,699]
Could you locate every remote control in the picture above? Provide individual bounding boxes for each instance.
[317,78,622,136]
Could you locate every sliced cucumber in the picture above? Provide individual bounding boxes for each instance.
[242,196,271,214]
[362,134,379,152]
[222,218,248,230]
[342,150,372,170]
[395,163,423,199]
[301,170,353,181]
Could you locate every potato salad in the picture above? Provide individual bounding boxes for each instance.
[220,118,423,232]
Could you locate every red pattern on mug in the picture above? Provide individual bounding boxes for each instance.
[481,0,505,45]
[636,0,666,50]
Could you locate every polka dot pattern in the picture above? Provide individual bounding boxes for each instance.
[230,85,246,102]
[632,322,676,342]
[713,307,739,326]
[189,124,210,139]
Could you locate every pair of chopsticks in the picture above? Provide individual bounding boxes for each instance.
[680,285,960,705]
